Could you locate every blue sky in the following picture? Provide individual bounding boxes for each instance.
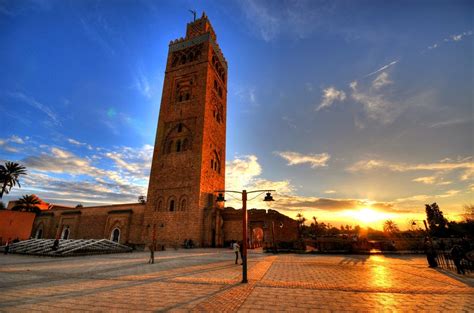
[0,0,472,229]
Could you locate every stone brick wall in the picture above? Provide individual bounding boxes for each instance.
[31,203,145,246]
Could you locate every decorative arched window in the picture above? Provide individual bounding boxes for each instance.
[61,226,70,239]
[35,226,43,239]
[110,228,120,243]
[167,140,173,154]
[163,122,192,154]
[180,198,187,211]
[169,199,175,212]
[157,199,163,211]
[182,138,189,151]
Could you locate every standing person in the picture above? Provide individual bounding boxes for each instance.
[52,239,59,251]
[148,242,155,264]
[232,240,240,264]
[450,244,465,275]
[239,241,244,265]
[424,237,437,268]
[4,240,9,255]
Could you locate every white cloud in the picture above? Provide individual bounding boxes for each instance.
[276,151,330,168]
[316,87,346,111]
[372,72,392,89]
[5,91,60,126]
[9,135,25,144]
[324,190,336,194]
[350,77,397,124]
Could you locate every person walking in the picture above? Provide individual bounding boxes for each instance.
[232,240,240,264]
[148,242,155,264]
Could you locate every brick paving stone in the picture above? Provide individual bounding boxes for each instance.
[0,250,473,312]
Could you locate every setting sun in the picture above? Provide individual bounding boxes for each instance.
[342,208,392,227]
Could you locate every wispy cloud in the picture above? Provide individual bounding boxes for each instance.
[428,117,472,128]
[425,30,473,51]
[365,60,398,77]
[349,79,397,124]
[67,138,93,150]
[4,91,61,126]
[133,69,152,98]
[372,72,392,89]
[238,0,333,42]
[348,157,474,183]
[316,87,346,111]
[276,151,330,168]
[80,17,116,56]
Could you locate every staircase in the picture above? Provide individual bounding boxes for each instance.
[4,239,132,256]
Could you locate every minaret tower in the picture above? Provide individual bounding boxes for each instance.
[144,13,227,247]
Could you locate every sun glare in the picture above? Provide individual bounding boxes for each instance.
[342,208,391,227]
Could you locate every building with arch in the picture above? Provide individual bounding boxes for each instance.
[4,13,298,249]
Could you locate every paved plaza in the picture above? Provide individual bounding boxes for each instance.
[0,249,473,312]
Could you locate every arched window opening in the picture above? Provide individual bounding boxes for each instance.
[180,199,187,211]
[185,93,190,101]
[169,200,175,212]
[157,200,162,211]
[179,95,183,102]
[167,140,173,154]
[35,227,43,239]
[180,55,186,64]
[182,138,189,151]
[176,140,181,152]
[178,123,183,132]
[62,226,70,239]
[110,228,120,243]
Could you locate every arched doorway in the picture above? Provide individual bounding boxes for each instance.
[110,228,120,243]
[35,227,43,239]
[61,226,70,239]
[251,227,264,248]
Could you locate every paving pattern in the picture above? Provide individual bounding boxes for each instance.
[0,249,472,312]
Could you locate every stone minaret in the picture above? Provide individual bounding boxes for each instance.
[144,13,227,247]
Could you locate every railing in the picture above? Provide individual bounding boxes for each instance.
[434,249,474,274]
[3,239,132,257]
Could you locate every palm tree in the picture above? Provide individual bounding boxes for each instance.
[12,195,41,214]
[0,162,27,199]
[383,220,400,234]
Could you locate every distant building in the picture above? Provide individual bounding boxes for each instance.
[3,13,298,248]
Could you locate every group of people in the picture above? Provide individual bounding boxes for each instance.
[424,236,472,275]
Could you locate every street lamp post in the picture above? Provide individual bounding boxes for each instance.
[216,189,275,284]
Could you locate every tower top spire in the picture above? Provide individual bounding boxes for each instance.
[185,11,216,41]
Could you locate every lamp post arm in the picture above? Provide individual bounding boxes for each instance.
[246,189,276,194]
[215,190,243,195]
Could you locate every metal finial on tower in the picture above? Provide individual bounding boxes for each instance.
[189,9,197,22]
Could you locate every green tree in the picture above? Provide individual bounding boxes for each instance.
[0,201,5,210]
[0,162,27,199]
[12,194,41,214]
